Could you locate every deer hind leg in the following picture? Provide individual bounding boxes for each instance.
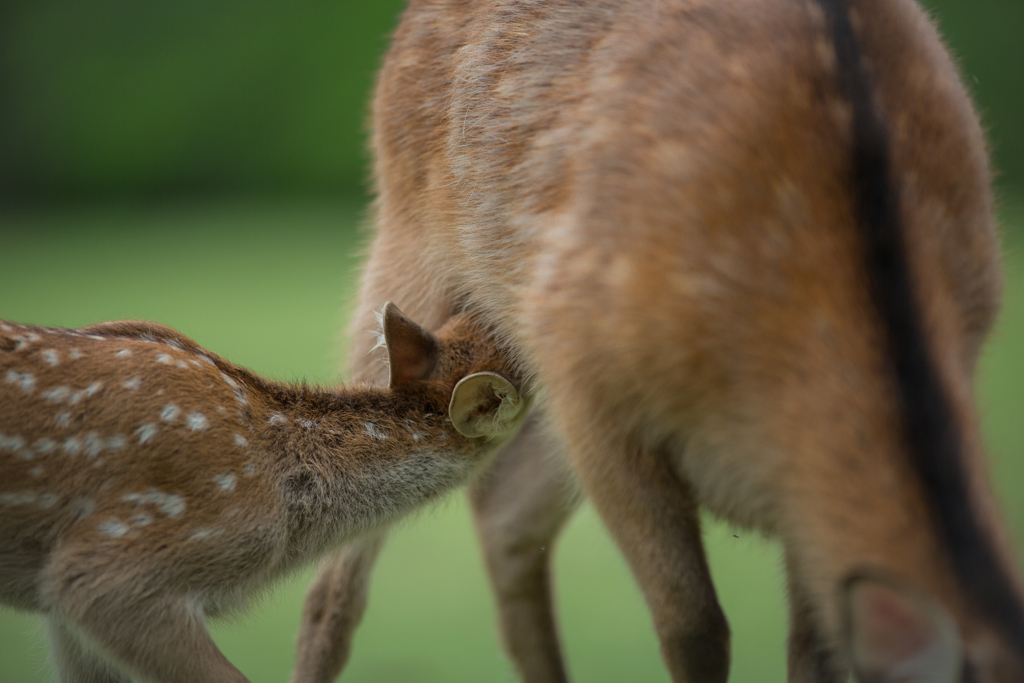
[469,413,583,683]
[290,532,386,683]
[556,422,730,683]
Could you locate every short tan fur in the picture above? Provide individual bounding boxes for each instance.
[293,0,1024,682]
[0,306,526,683]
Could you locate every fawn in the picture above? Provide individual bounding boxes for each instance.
[292,0,1024,682]
[0,304,527,683]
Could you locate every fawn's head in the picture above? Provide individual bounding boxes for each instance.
[379,303,528,440]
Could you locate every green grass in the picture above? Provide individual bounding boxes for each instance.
[0,198,1022,682]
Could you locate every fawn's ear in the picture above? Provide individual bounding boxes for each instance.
[449,371,524,438]
[383,302,439,388]
[843,573,963,683]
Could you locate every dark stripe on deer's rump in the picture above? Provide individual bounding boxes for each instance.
[812,0,1024,649]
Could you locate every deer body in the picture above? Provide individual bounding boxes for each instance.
[294,0,1024,681]
[0,311,525,683]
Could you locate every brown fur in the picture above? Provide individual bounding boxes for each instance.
[293,1,1021,682]
[0,311,525,683]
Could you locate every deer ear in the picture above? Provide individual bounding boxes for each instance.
[382,302,439,388]
[449,371,524,438]
[844,574,963,683]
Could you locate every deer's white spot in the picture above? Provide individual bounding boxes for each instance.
[188,528,222,541]
[298,419,317,431]
[33,438,57,454]
[37,493,58,509]
[242,463,256,477]
[268,413,287,426]
[216,405,227,415]
[98,519,129,538]
[106,434,127,451]
[197,354,215,366]
[123,490,186,518]
[116,348,132,358]
[29,465,44,478]
[5,370,35,394]
[186,412,208,431]
[234,388,248,406]
[136,424,158,444]
[160,404,180,422]
[155,353,173,364]
[0,492,36,506]
[190,359,202,368]
[214,472,237,494]
[85,334,104,341]
[164,339,183,349]
[0,433,25,452]
[84,382,102,397]
[55,412,72,429]
[83,432,104,458]
[41,386,71,403]
[219,372,238,389]
[0,322,10,332]
[42,349,60,367]
[223,507,240,519]
[62,436,82,456]
[233,433,249,448]
[122,376,142,391]
[131,512,153,527]
[68,348,83,360]
[365,422,389,441]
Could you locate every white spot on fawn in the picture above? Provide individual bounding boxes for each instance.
[106,434,127,451]
[219,372,238,389]
[242,463,256,477]
[41,386,70,402]
[155,353,173,364]
[136,424,158,444]
[83,432,104,458]
[268,413,287,426]
[365,422,389,441]
[55,412,72,429]
[131,512,153,527]
[0,492,37,506]
[122,490,186,518]
[29,465,44,478]
[122,376,142,391]
[161,404,180,422]
[116,348,132,358]
[98,519,130,538]
[62,436,82,456]
[0,433,26,453]
[33,438,57,454]
[186,412,208,431]
[37,493,58,509]
[68,348,83,360]
[5,370,35,394]
[298,418,317,430]
[233,433,249,448]
[42,349,60,367]
[214,473,237,493]
[188,528,222,541]
[216,405,227,415]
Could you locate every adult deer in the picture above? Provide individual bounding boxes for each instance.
[294,0,1024,681]
[0,307,526,683]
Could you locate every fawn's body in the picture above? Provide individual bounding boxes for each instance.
[0,310,525,683]
[294,0,1024,681]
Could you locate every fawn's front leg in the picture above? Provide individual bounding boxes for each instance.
[469,413,583,683]
[290,532,386,683]
[46,549,248,683]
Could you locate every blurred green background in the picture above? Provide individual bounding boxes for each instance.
[0,1,1021,682]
